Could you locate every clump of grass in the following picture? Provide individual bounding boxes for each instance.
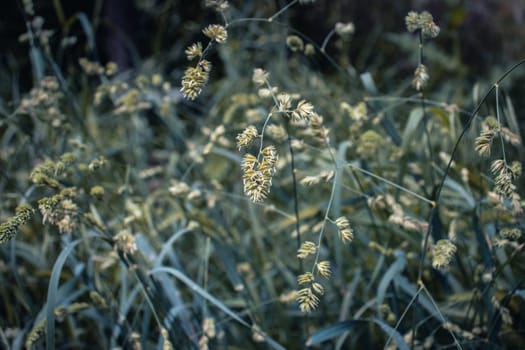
[1,1,524,349]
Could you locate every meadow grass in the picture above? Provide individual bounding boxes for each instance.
[1,1,524,349]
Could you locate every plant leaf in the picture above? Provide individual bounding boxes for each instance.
[306,318,409,350]
[400,107,424,155]
[46,238,83,350]
[377,250,406,307]
[150,267,286,350]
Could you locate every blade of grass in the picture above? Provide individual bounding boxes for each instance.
[361,72,401,146]
[45,238,83,350]
[376,250,406,310]
[0,327,9,350]
[306,318,409,350]
[150,267,286,350]
[400,107,424,155]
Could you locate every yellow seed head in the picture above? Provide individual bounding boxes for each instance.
[202,24,228,43]
[316,260,331,278]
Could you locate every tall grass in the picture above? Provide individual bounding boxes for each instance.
[1,1,524,349]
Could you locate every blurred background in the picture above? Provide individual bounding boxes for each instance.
[1,0,524,132]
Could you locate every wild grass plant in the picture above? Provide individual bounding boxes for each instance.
[0,1,524,349]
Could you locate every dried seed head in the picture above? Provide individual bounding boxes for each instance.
[475,129,495,156]
[114,229,137,257]
[260,145,278,169]
[406,11,440,38]
[304,43,315,55]
[169,180,190,197]
[277,93,292,112]
[296,287,319,313]
[357,130,385,159]
[90,186,105,200]
[311,282,324,295]
[300,175,321,186]
[335,22,355,37]
[241,153,257,173]
[316,260,331,278]
[297,272,315,285]
[291,100,314,122]
[202,24,228,43]
[252,68,269,86]
[491,159,506,176]
[202,317,216,338]
[419,11,440,38]
[241,151,277,203]
[297,241,317,259]
[198,59,212,72]
[432,239,457,270]
[412,64,429,91]
[405,11,419,32]
[236,125,259,150]
[23,0,34,15]
[279,290,299,303]
[181,65,209,100]
[500,227,521,240]
[0,218,19,245]
[501,127,522,146]
[286,35,304,52]
[343,101,367,121]
[510,161,522,178]
[105,61,118,75]
[335,216,354,243]
[205,0,229,11]
[309,113,330,142]
[79,57,104,75]
[185,42,203,60]
[491,159,520,198]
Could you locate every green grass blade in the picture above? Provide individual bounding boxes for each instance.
[306,320,359,346]
[74,13,96,52]
[360,72,401,146]
[29,47,44,81]
[154,228,192,267]
[377,250,407,309]
[400,107,424,155]
[394,275,438,318]
[306,318,409,349]
[0,327,9,350]
[150,267,286,350]
[45,238,83,350]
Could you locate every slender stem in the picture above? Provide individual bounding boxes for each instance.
[494,84,508,164]
[347,163,435,206]
[220,10,229,26]
[364,96,471,116]
[268,0,298,22]
[417,31,436,189]
[320,29,336,53]
[283,120,303,269]
[260,77,302,265]
[311,168,339,274]
[384,285,422,350]
[52,0,66,27]
[257,112,274,161]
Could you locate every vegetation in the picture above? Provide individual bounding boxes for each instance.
[1,1,524,349]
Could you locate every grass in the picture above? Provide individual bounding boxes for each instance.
[1,1,524,349]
